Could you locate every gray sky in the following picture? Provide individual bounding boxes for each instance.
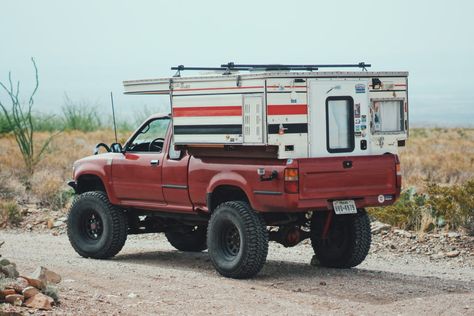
[1,0,473,126]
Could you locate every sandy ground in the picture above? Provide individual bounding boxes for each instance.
[1,231,473,316]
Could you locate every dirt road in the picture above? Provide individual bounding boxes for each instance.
[1,231,473,315]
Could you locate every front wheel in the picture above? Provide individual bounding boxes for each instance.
[310,209,371,268]
[67,191,128,259]
[207,201,268,279]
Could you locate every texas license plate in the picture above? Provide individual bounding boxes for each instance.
[333,200,357,215]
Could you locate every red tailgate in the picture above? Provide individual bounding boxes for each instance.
[298,154,398,200]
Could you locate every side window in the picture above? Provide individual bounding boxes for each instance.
[371,99,404,133]
[127,118,170,153]
[326,97,354,153]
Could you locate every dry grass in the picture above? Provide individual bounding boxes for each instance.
[400,128,474,189]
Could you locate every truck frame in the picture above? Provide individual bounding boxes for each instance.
[67,63,407,278]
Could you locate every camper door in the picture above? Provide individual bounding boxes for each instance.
[308,79,370,157]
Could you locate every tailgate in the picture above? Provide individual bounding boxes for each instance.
[298,154,398,200]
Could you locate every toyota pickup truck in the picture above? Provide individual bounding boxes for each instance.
[67,113,401,279]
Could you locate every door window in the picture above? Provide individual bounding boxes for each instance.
[326,97,354,153]
[126,118,170,153]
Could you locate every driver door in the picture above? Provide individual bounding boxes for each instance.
[111,117,170,206]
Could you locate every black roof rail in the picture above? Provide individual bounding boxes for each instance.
[171,62,371,76]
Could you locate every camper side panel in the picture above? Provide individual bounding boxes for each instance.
[171,79,265,145]
[266,78,309,158]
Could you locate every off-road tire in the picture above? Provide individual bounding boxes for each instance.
[165,226,207,252]
[207,201,268,279]
[67,191,128,259]
[310,209,371,268]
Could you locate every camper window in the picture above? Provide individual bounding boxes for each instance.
[326,97,354,153]
[372,99,404,133]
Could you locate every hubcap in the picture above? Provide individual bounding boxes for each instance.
[83,211,103,240]
[221,225,241,258]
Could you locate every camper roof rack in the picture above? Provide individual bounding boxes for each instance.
[171,62,371,76]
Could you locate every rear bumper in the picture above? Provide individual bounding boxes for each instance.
[252,191,400,213]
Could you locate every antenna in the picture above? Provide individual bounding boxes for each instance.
[110,92,118,144]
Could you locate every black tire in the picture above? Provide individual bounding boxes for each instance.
[310,209,371,268]
[165,226,207,252]
[67,191,128,259]
[207,201,268,279]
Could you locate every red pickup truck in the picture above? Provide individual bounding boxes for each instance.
[67,113,401,279]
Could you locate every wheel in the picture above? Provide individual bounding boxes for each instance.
[207,201,268,279]
[165,226,207,252]
[67,191,128,259]
[310,209,371,268]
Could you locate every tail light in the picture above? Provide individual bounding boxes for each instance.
[395,159,402,191]
[284,168,299,193]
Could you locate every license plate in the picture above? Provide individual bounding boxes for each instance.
[333,200,357,215]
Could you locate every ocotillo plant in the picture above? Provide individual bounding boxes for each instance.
[0,58,55,178]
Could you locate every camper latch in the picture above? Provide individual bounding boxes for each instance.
[278,123,288,135]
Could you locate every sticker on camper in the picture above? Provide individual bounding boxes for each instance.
[355,118,361,124]
[354,103,361,117]
[361,115,367,123]
[355,125,361,132]
[355,84,366,93]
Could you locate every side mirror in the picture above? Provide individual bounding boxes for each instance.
[110,143,123,153]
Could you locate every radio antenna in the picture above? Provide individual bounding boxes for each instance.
[110,92,118,144]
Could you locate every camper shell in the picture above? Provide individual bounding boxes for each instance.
[124,65,408,160]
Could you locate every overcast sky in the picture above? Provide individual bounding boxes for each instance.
[1,0,473,126]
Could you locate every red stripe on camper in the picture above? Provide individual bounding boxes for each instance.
[173,106,242,117]
[267,104,308,115]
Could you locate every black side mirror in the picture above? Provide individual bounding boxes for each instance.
[110,143,123,153]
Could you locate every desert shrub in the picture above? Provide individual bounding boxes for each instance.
[369,181,474,234]
[0,58,55,175]
[62,96,102,132]
[33,113,64,132]
[0,112,13,134]
[31,170,73,209]
[426,180,474,234]
[0,199,23,226]
[44,284,60,303]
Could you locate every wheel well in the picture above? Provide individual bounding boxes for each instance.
[208,185,249,213]
[76,175,106,194]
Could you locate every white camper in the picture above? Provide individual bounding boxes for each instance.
[123,63,408,159]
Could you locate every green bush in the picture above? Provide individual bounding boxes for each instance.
[369,181,474,234]
[61,96,102,132]
[0,200,23,226]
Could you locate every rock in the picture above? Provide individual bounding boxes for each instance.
[371,221,391,234]
[29,266,61,285]
[47,219,54,229]
[22,286,40,299]
[1,289,17,298]
[127,292,139,298]
[447,232,461,239]
[53,221,64,228]
[446,250,460,258]
[57,216,67,222]
[394,229,413,238]
[0,258,11,266]
[431,252,444,260]
[12,277,30,292]
[24,293,54,310]
[0,263,19,278]
[390,244,396,250]
[310,255,320,267]
[5,294,24,306]
[21,276,46,290]
[319,281,327,286]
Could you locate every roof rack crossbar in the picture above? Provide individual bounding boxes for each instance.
[170,62,371,75]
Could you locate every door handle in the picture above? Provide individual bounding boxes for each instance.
[150,159,159,166]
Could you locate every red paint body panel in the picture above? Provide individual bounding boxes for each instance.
[73,127,401,214]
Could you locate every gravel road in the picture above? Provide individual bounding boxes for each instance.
[1,231,473,315]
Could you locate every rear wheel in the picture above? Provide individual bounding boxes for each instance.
[310,209,371,268]
[67,191,128,259]
[207,201,268,279]
[165,226,207,252]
